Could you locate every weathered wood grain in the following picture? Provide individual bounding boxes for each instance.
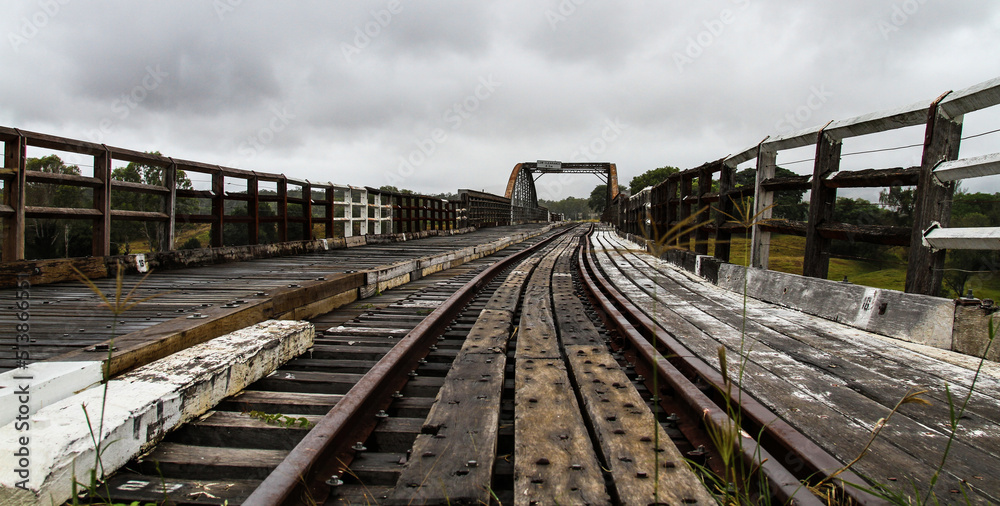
[513,359,609,505]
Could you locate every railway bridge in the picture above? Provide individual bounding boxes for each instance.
[1,76,1000,505]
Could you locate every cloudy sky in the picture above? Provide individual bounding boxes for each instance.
[3,1,999,200]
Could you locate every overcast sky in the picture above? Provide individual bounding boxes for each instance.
[3,1,999,200]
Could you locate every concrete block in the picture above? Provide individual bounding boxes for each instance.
[953,303,999,362]
[0,320,313,506]
[0,362,103,428]
[717,264,954,348]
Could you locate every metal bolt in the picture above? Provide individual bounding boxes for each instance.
[352,442,367,452]
[392,391,404,399]
[375,410,389,419]
[325,475,344,487]
[466,460,478,468]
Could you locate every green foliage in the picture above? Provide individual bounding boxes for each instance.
[878,186,915,226]
[733,167,808,221]
[628,166,679,195]
[588,184,608,213]
[379,185,415,194]
[944,212,1000,297]
[110,152,195,254]
[24,155,93,259]
[178,237,202,250]
[224,204,278,246]
[538,196,593,219]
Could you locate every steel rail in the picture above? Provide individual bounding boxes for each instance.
[244,225,573,505]
[578,230,886,505]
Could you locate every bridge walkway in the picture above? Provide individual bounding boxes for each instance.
[592,228,1000,502]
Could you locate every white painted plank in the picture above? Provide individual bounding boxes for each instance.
[940,76,1000,118]
[933,152,1000,182]
[923,226,1000,250]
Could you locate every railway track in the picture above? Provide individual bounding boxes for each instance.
[71,223,905,505]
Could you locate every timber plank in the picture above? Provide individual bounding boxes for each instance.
[218,390,342,414]
[176,411,318,450]
[565,345,714,505]
[137,443,288,480]
[388,354,505,505]
[514,359,609,505]
[101,472,261,505]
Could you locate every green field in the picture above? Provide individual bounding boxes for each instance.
[715,233,1000,302]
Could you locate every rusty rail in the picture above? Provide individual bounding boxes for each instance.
[243,225,571,505]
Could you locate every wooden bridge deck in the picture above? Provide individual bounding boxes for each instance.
[0,224,554,374]
[592,230,1000,502]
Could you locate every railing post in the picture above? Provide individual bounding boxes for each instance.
[714,163,735,262]
[750,145,776,269]
[3,132,26,261]
[93,147,112,257]
[695,165,712,255]
[248,174,259,245]
[303,182,313,240]
[906,93,963,296]
[323,185,334,238]
[211,170,224,247]
[666,176,678,246]
[162,160,177,252]
[278,176,288,242]
[803,128,842,279]
[679,173,693,249]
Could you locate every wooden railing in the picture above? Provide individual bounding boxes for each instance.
[608,76,1000,296]
[0,127,489,263]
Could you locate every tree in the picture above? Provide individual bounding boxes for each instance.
[111,152,194,253]
[628,166,679,195]
[943,212,1000,297]
[588,185,608,214]
[878,186,915,226]
[24,155,91,259]
[733,167,808,221]
[539,196,592,220]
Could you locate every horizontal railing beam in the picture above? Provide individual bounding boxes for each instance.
[923,225,1000,250]
[933,152,1000,182]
